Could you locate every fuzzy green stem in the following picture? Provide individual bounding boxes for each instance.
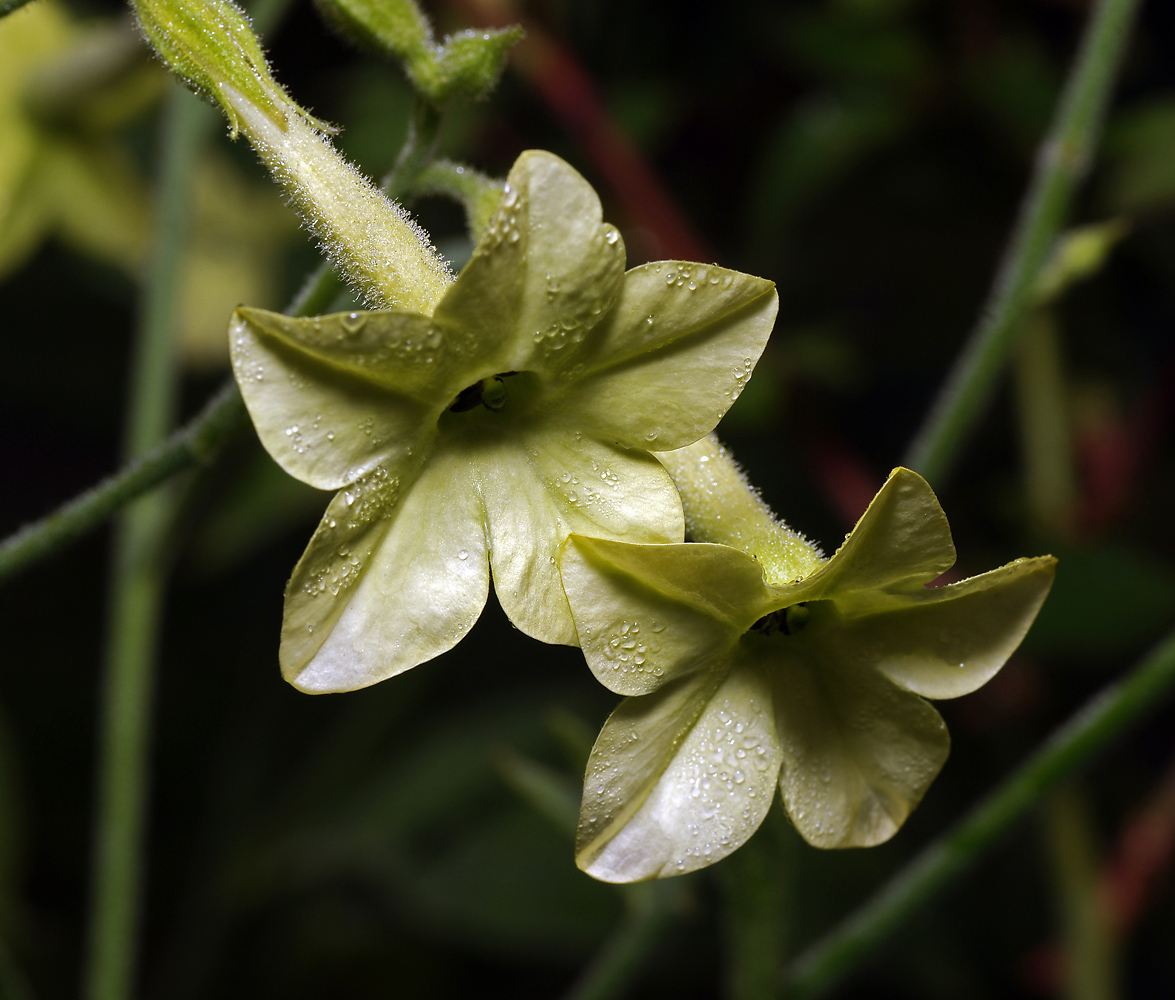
[413,159,505,240]
[82,84,209,1000]
[656,436,824,587]
[782,623,1175,999]
[902,0,1140,485]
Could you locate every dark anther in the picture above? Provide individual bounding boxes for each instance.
[751,603,809,636]
[448,372,521,413]
[449,383,485,412]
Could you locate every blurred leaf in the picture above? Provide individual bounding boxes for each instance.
[0,1,154,278]
[963,36,1060,151]
[179,152,299,370]
[1025,545,1175,658]
[749,92,907,238]
[49,140,149,270]
[780,8,930,87]
[497,750,580,834]
[409,807,619,957]
[1034,219,1129,306]
[333,63,415,176]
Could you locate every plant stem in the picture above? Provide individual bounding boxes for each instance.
[781,623,1175,999]
[83,84,210,1000]
[0,381,244,584]
[413,159,505,238]
[1043,784,1120,1000]
[0,116,462,586]
[902,0,1140,485]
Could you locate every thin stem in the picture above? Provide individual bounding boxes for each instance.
[782,623,1175,999]
[413,159,505,239]
[0,381,244,584]
[902,0,1140,484]
[383,98,443,199]
[83,84,210,1000]
[0,122,462,586]
[1043,784,1120,1000]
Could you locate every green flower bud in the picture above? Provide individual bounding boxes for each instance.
[132,0,307,137]
[313,0,521,103]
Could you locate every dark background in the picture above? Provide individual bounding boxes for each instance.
[4,0,1175,996]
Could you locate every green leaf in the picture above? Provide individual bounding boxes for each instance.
[312,0,521,104]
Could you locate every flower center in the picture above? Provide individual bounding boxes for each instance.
[449,371,520,413]
[751,603,810,636]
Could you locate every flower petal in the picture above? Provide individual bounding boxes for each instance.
[776,467,956,606]
[576,662,782,883]
[561,536,769,695]
[766,635,950,848]
[479,430,684,646]
[841,555,1056,700]
[281,448,489,692]
[235,306,487,402]
[433,150,626,375]
[561,264,778,450]
[230,308,439,489]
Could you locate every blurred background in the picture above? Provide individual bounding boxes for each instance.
[3,0,1175,996]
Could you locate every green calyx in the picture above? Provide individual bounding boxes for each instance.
[313,0,522,104]
[132,0,321,137]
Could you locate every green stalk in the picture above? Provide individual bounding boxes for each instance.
[0,122,466,586]
[902,0,1141,484]
[82,84,210,1000]
[1043,784,1119,1000]
[0,382,244,584]
[781,623,1175,999]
